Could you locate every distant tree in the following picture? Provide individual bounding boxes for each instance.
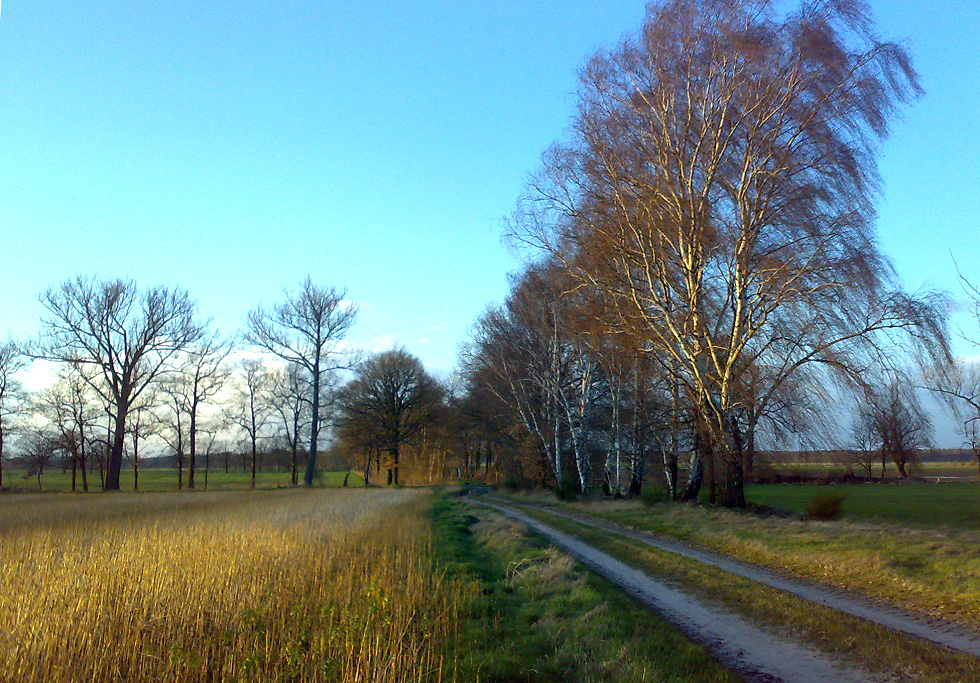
[154,333,233,490]
[157,379,188,487]
[338,349,442,486]
[176,333,234,489]
[197,425,227,490]
[247,278,356,486]
[849,404,880,479]
[266,363,311,486]
[21,428,58,491]
[928,270,980,477]
[860,376,932,478]
[126,393,160,492]
[231,359,273,488]
[0,340,27,491]
[35,277,201,490]
[33,366,99,492]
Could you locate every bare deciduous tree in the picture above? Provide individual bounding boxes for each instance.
[512,0,946,506]
[231,359,272,489]
[35,277,201,490]
[338,349,442,486]
[928,270,980,477]
[266,363,311,486]
[126,393,160,492]
[247,278,356,486]
[33,366,99,492]
[859,375,932,478]
[21,427,58,491]
[0,340,26,491]
[156,333,233,489]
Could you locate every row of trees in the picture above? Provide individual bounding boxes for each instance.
[0,274,495,492]
[0,276,362,491]
[451,0,980,507]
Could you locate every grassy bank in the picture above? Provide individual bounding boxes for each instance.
[0,488,456,682]
[432,495,739,682]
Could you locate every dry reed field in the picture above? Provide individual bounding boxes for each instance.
[0,488,463,682]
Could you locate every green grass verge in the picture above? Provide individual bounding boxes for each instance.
[430,494,740,683]
[0,468,364,493]
[494,491,980,632]
[747,482,980,527]
[526,508,980,683]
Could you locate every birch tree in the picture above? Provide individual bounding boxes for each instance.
[514,0,946,506]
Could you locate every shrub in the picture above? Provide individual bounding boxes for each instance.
[555,471,580,501]
[806,489,848,520]
[639,486,668,506]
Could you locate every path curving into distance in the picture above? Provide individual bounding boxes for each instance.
[510,501,980,659]
[478,500,873,683]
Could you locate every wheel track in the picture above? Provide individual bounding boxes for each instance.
[508,499,980,658]
[477,499,875,683]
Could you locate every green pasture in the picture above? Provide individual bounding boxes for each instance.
[747,482,980,528]
[0,468,364,493]
[759,460,978,481]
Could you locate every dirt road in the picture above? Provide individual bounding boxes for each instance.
[480,500,873,683]
[515,501,980,658]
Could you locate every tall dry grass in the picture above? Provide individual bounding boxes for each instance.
[0,488,463,682]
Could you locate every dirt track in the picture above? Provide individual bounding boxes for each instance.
[480,500,873,683]
[513,502,980,658]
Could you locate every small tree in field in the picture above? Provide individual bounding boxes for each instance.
[21,428,58,491]
[859,377,931,479]
[231,359,273,489]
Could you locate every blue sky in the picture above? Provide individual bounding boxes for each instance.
[0,0,977,384]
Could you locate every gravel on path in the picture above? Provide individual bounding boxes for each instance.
[479,500,873,683]
[515,502,980,658]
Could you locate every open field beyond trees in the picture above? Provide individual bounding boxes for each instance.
[747,482,980,527]
[0,468,364,494]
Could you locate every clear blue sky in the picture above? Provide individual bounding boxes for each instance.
[0,0,977,380]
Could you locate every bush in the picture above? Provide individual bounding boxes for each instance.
[806,489,848,520]
[639,486,668,506]
[555,471,580,501]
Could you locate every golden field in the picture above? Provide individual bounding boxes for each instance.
[0,488,464,682]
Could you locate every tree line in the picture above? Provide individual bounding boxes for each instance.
[448,0,980,507]
[0,276,474,492]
